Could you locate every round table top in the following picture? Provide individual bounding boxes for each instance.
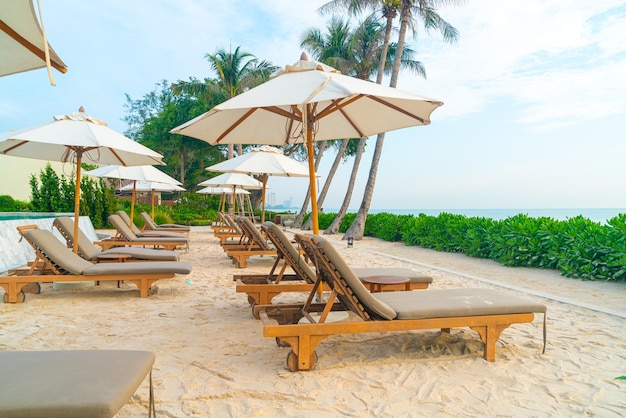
[360,275,410,285]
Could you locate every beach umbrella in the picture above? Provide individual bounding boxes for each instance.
[198,173,263,217]
[85,165,182,224]
[197,186,251,195]
[117,180,186,219]
[0,0,67,84]
[206,145,310,223]
[197,185,252,214]
[171,55,443,234]
[0,109,164,253]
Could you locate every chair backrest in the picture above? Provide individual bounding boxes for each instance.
[294,233,397,321]
[235,216,271,251]
[140,212,158,230]
[23,229,93,275]
[222,213,242,235]
[53,217,101,261]
[116,210,142,235]
[261,222,316,283]
[109,214,138,241]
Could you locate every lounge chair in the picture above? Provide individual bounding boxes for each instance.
[116,211,188,238]
[0,228,192,303]
[0,350,155,417]
[211,212,235,232]
[213,213,245,245]
[236,221,432,314]
[53,217,180,262]
[224,216,279,268]
[140,211,190,233]
[259,233,547,371]
[97,215,188,251]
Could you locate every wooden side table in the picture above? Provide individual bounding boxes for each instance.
[361,275,410,293]
[95,253,131,287]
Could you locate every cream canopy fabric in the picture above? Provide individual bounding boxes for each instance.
[118,181,185,193]
[206,146,310,178]
[85,165,181,223]
[171,57,443,233]
[197,172,264,190]
[0,111,164,167]
[0,0,67,82]
[85,165,181,185]
[205,145,310,222]
[0,110,165,252]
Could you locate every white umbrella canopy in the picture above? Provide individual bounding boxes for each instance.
[206,145,310,223]
[117,181,186,193]
[0,109,165,253]
[0,0,67,83]
[197,172,264,190]
[198,173,264,217]
[197,186,250,195]
[171,56,443,233]
[118,180,186,219]
[85,165,181,223]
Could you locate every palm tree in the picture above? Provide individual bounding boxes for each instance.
[293,18,354,228]
[205,46,278,158]
[343,0,461,240]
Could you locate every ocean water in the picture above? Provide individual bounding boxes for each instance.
[366,208,626,224]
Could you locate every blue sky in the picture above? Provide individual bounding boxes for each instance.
[1,0,625,210]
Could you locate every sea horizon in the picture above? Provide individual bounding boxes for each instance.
[267,207,626,224]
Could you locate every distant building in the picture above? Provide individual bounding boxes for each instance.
[0,155,65,201]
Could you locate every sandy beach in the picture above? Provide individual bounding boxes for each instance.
[1,226,625,417]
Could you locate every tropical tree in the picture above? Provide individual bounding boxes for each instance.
[302,14,426,233]
[124,80,223,188]
[295,17,354,228]
[205,46,278,158]
[342,0,461,240]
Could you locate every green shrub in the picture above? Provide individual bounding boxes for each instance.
[0,195,17,211]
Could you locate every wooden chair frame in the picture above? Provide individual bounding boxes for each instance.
[259,234,546,371]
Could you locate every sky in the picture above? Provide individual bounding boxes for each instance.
[1,0,625,210]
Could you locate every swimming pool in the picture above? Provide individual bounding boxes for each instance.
[0,212,73,221]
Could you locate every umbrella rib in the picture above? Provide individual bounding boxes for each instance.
[2,140,28,154]
[0,19,67,73]
[315,95,362,120]
[108,148,127,166]
[367,96,427,123]
[264,106,300,122]
[338,107,365,138]
[216,108,258,143]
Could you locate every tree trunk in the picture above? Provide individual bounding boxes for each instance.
[325,136,367,235]
[344,2,410,240]
[302,139,349,230]
[179,151,185,185]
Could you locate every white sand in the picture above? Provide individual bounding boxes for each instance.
[1,227,625,417]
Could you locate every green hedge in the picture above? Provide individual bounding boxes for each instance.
[353,212,626,282]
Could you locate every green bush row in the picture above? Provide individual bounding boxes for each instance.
[355,212,626,282]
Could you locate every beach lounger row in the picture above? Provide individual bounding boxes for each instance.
[259,233,548,371]
[1,226,191,303]
[234,221,433,317]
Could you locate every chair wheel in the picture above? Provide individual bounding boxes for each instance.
[4,292,25,303]
[23,282,41,294]
[286,350,317,371]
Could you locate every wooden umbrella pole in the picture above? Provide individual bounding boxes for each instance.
[261,174,268,223]
[305,107,319,235]
[151,189,155,219]
[72,150,83,254]
[130,180,137,226]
